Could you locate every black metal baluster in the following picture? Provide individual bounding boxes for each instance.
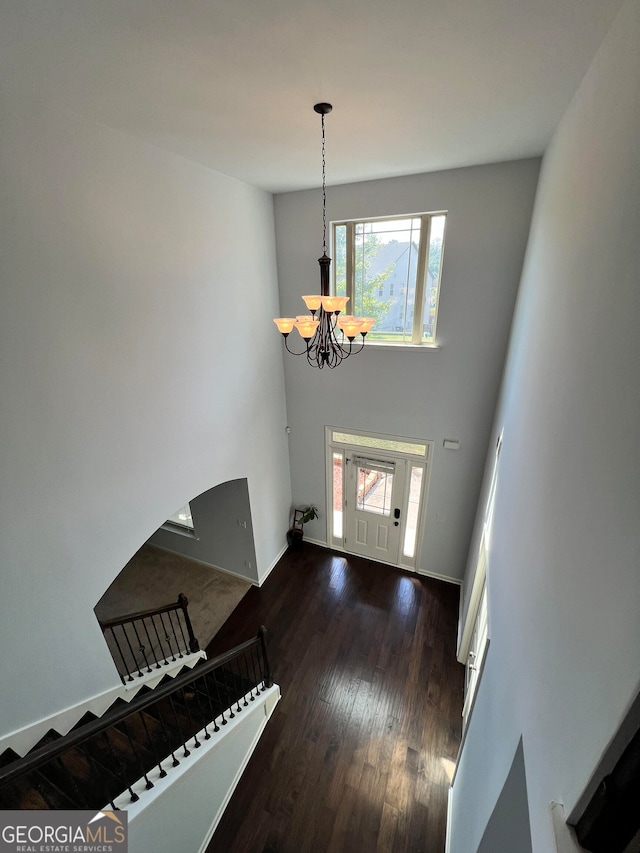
[253,642,267,693]
[251,643,265,693]
[151,701,180,768]
[101,730,138,803]
[167,694,190,757]
[223,665,235,719]
[131,620,152,674]
[150,614,169,665]
[109,627,131,683]
[231,657,244,710]
[121,624,144,679]
[239,651,250,705]
[209,668,228,726]
[174,607,190,656]
[118,718,153,791]
[158,613,177,662]
[141,617,162,670]
[250,645,262,694]
[193,675,211,740]
[167,611,185,659]
[244,647,257,701]
[179,687,201,749]
[200,672,220,733]
[82,741,116,809]
[136,710,167,779]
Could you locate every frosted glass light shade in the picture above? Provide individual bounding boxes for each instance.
[359,317,376,333]
[273,318,295,334]
[302,295,322,312]
[294,319,319,339]
[321,295,349,313]
[340,319,364,338]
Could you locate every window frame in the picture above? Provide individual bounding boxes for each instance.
[332,211,447,347]
[162,503,197,539]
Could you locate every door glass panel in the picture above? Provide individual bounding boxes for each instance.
[332,452,343,539]
[403,465,424,558]
[356,465,393,516]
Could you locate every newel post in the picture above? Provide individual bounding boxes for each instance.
[258,625,272,689]
[178,593,200,653]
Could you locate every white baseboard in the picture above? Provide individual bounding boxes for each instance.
[415,567,463,585]
[303,536,330,548]
[445,786,453,853]
[149,543,258,586]
[256,543,288,586]
[302,538,463,585]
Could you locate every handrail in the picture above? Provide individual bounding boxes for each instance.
[98,593,192,631]
[0,627,271,790]
[98,593,200,682]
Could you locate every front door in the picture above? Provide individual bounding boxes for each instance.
[345,454,407,563]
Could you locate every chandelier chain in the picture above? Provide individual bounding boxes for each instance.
[321,112,327,255]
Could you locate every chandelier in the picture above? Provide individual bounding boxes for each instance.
[273,103,374,368]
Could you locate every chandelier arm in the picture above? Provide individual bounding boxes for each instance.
[305,311,331,367]
[328,322,357,359]
[282,334,312,357]
[344,335,366,356]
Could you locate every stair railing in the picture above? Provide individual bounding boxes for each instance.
[0,627,273,812]
[98,593,200,683]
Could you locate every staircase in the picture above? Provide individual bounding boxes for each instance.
[0,628,272,813]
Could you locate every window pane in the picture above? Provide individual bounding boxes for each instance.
[353,218,422,343]
[423,215,446,343]
[356,465,393,516]
[332,452,343,539]
[332,430,427,457]
[334,224,347,297]
[167,504,193,530]
[403,466,424,558]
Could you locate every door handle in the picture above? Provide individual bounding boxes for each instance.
[394,508,401,519]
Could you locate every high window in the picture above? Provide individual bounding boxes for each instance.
[166,504,194,532]
[333,213,446,345]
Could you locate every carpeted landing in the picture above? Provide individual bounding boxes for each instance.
[94,543,251,654]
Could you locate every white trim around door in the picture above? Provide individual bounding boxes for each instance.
[325,426,433,572]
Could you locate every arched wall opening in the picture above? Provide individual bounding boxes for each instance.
[93,479,257,681]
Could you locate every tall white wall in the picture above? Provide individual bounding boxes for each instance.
[274,160,539,581]
[450,0,640,849]
[0,89,290,739]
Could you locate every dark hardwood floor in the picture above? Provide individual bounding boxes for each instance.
[205,543,464,853]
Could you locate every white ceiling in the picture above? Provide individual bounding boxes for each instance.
[0,0,624,193]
